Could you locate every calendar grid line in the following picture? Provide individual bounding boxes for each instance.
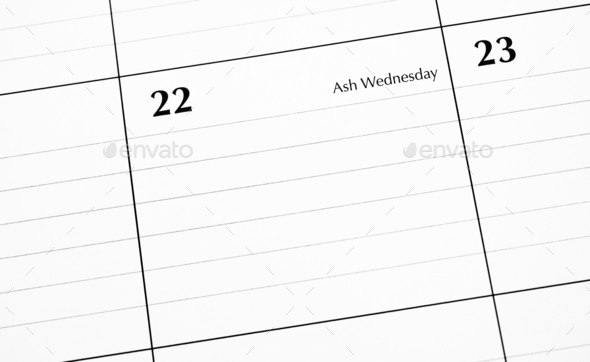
[61,341,590,362]
[1,2,589,98]
[154,276,590,348]
[442,2,590,28]
[107,0,155,361]
[434,0,507,360]
[0,76,118,97]
[55,277,590,362]
[0,0,400,53]
[2,0,586,34]
[62,348,151,362]
[473,342,590,362]
[4,269,590,332]
[118,0,590,79]
[2,1,588,69]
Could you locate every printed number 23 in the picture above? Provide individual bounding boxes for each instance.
[475,37,516,67]
[151,87,192,117]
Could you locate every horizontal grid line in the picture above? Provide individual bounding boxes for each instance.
[0,76,118,98]
[155,277,590,349]
[5,276,590,331]
[39,277,590,362]
[141,200,590,307]
[0,236,136,261]
[474,342,590,362]
[0,86,449,160]
[0,0,399,53]
[443,2,590,28]
[0,25,436,95]
[0,2,589,98]
[113,0,403,53]
[62,348,151,362]
[117,26,440,79]
[0,1,416,65]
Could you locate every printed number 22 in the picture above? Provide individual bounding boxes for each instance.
[475,37,516,67]
[151,87,192,117]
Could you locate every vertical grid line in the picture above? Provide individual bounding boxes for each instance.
[106,1,156,360]
[434,1,508,360]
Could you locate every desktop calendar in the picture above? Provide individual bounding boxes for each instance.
[1,1,589,361]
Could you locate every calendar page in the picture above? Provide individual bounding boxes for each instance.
[1,1,589,361]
